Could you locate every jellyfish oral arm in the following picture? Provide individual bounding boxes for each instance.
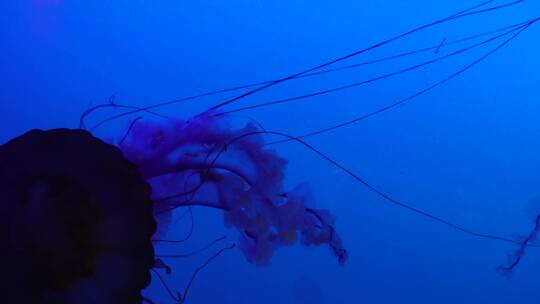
[115,116,348,266]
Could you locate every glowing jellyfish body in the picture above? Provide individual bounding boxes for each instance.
[115,110,347,266]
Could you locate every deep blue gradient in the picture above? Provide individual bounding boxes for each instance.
[2,1,540,303]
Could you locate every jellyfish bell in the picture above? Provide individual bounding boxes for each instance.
[0,128,156,303]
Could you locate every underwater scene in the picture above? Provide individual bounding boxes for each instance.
[1,0,540,303]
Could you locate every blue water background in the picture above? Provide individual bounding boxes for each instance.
[2,1,540,303]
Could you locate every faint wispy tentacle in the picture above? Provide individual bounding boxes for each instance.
[119,116,143,146]
[152,207,194,244]
[497,214,540,275]
[219,21,530,116]
[178,243,236,304]
[152,243,236,304]
[84,1,527,131]
[156,236,227,258]
[435,38,447,53]
[209,0,525,110]
[153,258,172,274]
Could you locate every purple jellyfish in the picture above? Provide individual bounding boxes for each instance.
[113,110,348,266]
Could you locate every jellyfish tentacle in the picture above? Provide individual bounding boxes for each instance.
[497,214,540,275]
[83,1,526,132]
[266,17,540,145]
[151,243,236,304]
[177,243,236,304]
[115,115,348,265]
[80,100,168,131]
[156,236,227,259]
[218,20,531,116]
[153,258,172,274]
[153,207,195,244]
[202,128,540,248]
[209,0,524,110]
[151,269,182,303]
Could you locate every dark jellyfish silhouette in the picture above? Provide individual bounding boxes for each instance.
[0,129,156,303]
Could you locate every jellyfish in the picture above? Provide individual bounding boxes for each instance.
[83,3,540,298]
[0,117,347,303]
[112,110,347,266]
[79,0,539,286]
[3,0,540,303]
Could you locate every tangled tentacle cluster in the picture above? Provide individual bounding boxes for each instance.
[117,112,347,266]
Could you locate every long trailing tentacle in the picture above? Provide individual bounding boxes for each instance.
[81,1,527,131]
[159,127,540,248]
[497,214,540,275]
[209,0,524,110]
[266,17,540,145]
[217,19,534,116]
[152,243,236,304]
[156,236,227,259]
